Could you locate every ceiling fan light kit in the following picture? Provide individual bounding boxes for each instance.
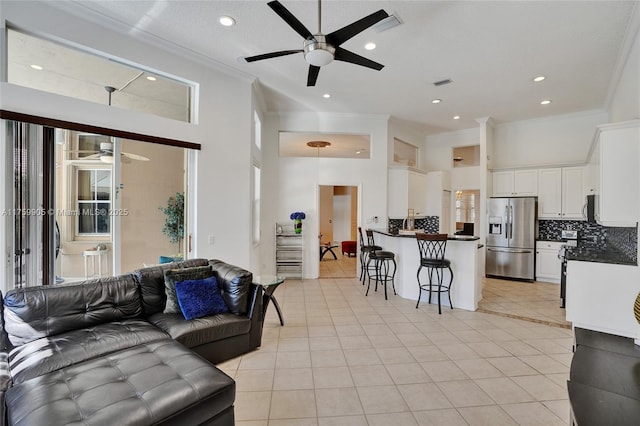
[245,0,389,86]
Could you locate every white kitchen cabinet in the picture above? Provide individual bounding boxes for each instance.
[537,168,562,218]
[594,120,639,226]
[388,167,427,218]
[535,241,563,283]
[537,166,585,219]
[425,171,451,233]
[561,166,586,218]
[492,169,538,197]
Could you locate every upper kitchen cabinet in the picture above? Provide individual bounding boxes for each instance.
[388,167,427,218]
[492,169,538,197]
[593,120,640,226]
[538,166,586,219]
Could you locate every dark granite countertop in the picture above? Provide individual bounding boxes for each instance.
[565,245,636,266]
[372,229,480,241]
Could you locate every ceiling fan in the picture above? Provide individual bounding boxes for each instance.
[244,0,389,86]
[67,141,150,164]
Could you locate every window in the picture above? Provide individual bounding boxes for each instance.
[455,190,476,223]
[76,168,111,235]
[7,28,193,122]
[393,138,418,167]
[252,164,261,245]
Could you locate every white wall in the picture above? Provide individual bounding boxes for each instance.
[263,112,389,278]
[492,110,608,169]
[0,2,255,291]
[608,7,640,123]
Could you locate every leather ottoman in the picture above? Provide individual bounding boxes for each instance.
[342,240,357,257]
[5,340,235,426]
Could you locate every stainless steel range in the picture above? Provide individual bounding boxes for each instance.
[558,230,578,308]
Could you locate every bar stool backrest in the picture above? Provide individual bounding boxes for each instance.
[365,229,377,250]
[416,233,448,261]
[358,227,367,250]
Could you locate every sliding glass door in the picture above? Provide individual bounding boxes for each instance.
[5,121,55,287]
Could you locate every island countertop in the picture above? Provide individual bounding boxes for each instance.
[372,229,480,242]
[368,230,483,311]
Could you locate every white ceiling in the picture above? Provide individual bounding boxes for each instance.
[46,1,639,134]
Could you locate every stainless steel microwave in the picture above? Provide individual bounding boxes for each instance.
[584,194,596,222]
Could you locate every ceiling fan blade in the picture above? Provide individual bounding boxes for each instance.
[245,50,303,62]
[334,47,384,70]
[307,65,321,87]
[326,9,389,46]
[268,1,313,40]
[122,152,150,162]
[100,155,114,164]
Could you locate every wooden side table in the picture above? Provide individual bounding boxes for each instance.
[253,275,285,326]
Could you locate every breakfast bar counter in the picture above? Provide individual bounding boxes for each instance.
[371,230,482,311]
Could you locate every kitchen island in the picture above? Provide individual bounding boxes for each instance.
[371,230,482,311]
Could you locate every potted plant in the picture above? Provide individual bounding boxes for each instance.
[159,192,185,258]
[290,211,306,234]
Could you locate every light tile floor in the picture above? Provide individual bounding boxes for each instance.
[319,252,358,279]
[219,277,572,425]
[478,278,570,329]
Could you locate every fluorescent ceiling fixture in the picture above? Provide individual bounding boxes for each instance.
[219,16,236,27]
[30,64,43,70]
[323,93,331,98]
[540,99,552,105]
[364,42,376,50]
[453,115,460,120]
[432,99,442,104]
[146,76,157,81]
[533,76,546,82]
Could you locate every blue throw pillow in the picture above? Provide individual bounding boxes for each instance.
[175,276,229,320]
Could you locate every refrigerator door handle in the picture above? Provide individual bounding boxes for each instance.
[504,206,510,239]
[487,248,533,254]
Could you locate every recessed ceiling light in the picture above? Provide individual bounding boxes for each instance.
[540,99,552,105]
[432,99,442,104]
[364,42,376,50]
[219,16,236,27]
[453,115,460,120]
[356,150,362,154]
[30,64,43,70]
[533,76,546,82]
[323,93,331,98]
[146,76,157,81]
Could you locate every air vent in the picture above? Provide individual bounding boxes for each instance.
[433,79,453,86]
[374,14,403,32]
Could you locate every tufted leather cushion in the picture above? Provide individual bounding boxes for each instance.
[149,312,250,349]
[8,319,169,385]
[209,259,252,316]
[5,339,235,426]
[133,259,209,316]
[3,275,142,346]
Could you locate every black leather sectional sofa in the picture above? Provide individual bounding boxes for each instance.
[0,258,263,426]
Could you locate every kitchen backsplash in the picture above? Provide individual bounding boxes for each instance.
[388,217,439,234]
[607,226,638,263]
[538,220,607,244]
[539,219,637,262]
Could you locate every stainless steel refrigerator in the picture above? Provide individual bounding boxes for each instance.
[486,197,537,281]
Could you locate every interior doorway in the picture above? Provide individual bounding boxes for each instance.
[318,185,358,278]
